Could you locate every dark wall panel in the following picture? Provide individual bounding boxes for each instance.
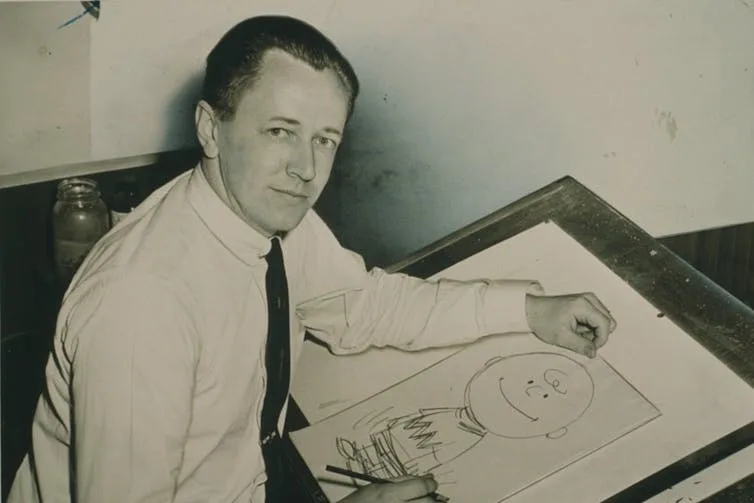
[660,222,754,310]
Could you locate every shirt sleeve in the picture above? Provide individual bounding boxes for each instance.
[65,272,198,503]
[292,212,544,355]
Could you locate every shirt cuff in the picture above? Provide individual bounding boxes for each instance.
[480,280,545,335]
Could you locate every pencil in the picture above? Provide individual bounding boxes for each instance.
[325,464,450,502]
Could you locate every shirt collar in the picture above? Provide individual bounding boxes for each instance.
[187,165,272,265]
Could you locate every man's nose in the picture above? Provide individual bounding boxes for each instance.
[287,143,316,182]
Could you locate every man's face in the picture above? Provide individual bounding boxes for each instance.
[213,49,349,237]
[465,352,594,439]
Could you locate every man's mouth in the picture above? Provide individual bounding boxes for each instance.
[272,187,308,200]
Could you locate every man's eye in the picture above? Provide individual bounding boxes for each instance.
[268,128,290,138]
[315,137,337,148]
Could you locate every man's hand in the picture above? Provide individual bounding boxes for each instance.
[337,475,440,503]
[525,292,617,358]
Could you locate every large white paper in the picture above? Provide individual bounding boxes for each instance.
[291,336,661,502]
[291,222,754,502]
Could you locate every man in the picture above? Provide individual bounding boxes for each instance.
[9,15,616,503]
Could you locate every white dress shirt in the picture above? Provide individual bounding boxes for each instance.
[8,166,542,503]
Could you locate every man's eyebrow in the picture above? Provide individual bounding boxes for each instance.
[269,116,301,126]
[269,116,343,138]
[322,126,343,137]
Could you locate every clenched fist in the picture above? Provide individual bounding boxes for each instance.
[525,292,617,358]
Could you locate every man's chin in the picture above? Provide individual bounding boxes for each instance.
[273,211,309,235]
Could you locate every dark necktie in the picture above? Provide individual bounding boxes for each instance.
[260,237,291,502]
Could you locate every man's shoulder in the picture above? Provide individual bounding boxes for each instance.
[72,172,202,291]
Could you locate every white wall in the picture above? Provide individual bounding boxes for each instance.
[0,2,91,181]
[3,1,753,262]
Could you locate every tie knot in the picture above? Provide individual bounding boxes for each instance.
[266,237,283,266]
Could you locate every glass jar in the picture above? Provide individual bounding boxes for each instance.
[52,177,110,284]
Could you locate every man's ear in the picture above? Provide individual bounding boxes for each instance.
[195,100,220,159]
[546,427,567,439]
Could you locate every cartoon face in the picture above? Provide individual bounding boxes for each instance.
[464,352,594,439]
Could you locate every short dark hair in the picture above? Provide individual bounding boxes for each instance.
[202,15,360,121]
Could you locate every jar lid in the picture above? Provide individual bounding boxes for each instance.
[57,177,100,200]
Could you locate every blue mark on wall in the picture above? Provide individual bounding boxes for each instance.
[59,1,100,29]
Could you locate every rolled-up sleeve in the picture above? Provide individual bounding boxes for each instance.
[292,212,543,355]
[65,272,198,503]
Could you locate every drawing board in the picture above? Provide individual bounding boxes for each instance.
[645,443,754,503]
[290,221,754,502]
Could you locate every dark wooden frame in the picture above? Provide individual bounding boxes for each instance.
[286,175,754,502]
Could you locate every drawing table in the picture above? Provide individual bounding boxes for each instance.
[279,175,754,502]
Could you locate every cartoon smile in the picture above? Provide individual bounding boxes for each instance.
[498,378,539,422]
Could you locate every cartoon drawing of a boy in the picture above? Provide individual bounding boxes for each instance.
[336,352,595,479]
